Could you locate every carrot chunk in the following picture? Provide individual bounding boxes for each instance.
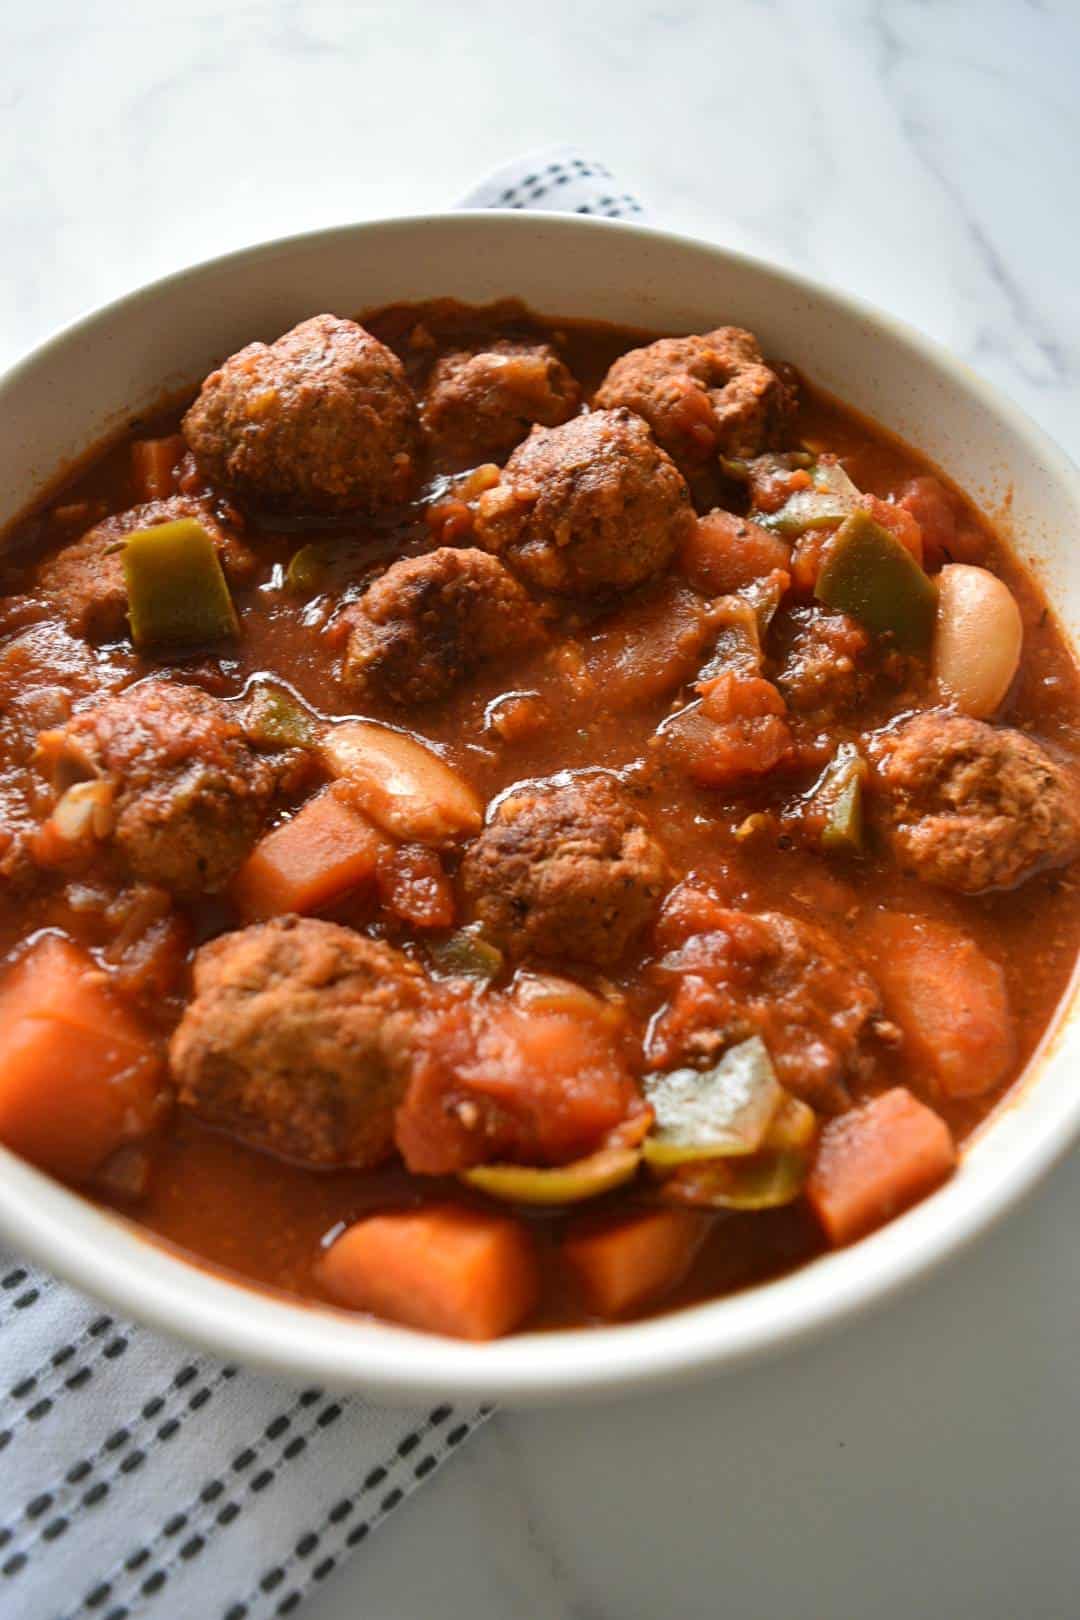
[131,435,185,501]
[866,914,1015,1100]
[232,787,387,921]
[0,934,164,1182]
[317,1205,540,1340]
[681,509,791,594]
[806,1087,956,1246]
[562,1207,705,1318]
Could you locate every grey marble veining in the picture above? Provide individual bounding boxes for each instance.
[4,2,1080,1617]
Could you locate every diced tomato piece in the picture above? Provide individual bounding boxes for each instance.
[698,671,786,721]
[861,493,923,565]
[0,934,164,1181]
[806,1087,956,1245]
[681,510,791,594]
[232,787,387,921]
[865,914,1015,1100]
[317,1205,539,1340]
[376,842,454,929]
[562,1207,705,1318]
[789,528,833,593]
[898,476,986,568]
[663,675,792,788]
[395,996,644,1174]
[653,880,734,951]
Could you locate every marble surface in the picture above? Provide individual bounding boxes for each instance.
[4,1,1080,1615]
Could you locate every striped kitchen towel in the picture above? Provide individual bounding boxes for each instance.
[0,148,643,1620]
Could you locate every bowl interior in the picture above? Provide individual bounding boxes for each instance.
[1,212,1078,1403]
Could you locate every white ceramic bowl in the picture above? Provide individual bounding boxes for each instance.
[0,213,1077,1405]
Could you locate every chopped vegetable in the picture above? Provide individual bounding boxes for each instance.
[511,971,621,1026]
[131,435,184,502]
[860,492,923,564]
[36,777,116,860]
[375,842,455,929]
[933,563,1022,718]
[562,1207,705,1318]
[659,1148,807,1211]
[243,682,322,748]
[764,1093,818,1151]
[663,673,792,790]
[866,914,1015,1100]
[742,568,789,634]
[809,742,868,854]
[428,928,504,982]
[461,1144,641,1206]
[680,510,791,595]
[759,458,862,536]
[806,1087,956,1245]
[815,509,937,653]
[744,451,815,514]
[396,995,644,1175]
[232,787,386,920]
[322,721,482,844]
[317,1205,540,1340]
[696,595,764,680]
[122,518,239,647]
[285,541,337,595]
[0,934,164,1182]
[643,1037,783,1166]
[581,580,716,709]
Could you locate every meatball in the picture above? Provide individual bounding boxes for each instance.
[873,711,1080,893]
[171,916,425,1168]
[340,547,545,705]
[182,315,421,513]
[34,496,255,643]
[423,339,580,466]
[461,774,669,966]
[38,680,283,896]
[647,909,883,1114]
[473,408,693,595]
[593,328,797,477]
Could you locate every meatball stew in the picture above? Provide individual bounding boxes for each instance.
[0,300,1077,1342]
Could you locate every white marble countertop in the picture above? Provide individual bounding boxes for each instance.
[4,1,1080,1615]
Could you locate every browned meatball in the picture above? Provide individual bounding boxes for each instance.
[647,909,883,1114]
[182,315,421,513]
[340,547,546,705]
[37,681,284,896]
[473,409,693,596]
[873,711,1080,894]
[171,916,426,1168]
[461,774,669,965]
[594,328,797,478]
[423,339,581,467]
[34,496,255,643]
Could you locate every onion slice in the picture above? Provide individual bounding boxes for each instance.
[643,1037,783,1167]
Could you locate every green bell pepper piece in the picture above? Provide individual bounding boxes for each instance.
[285,541,337,595]
[243,683,321,748]
[122,519,239,648]
[815,509,937,653]
[813,742,868,854]
[428,928,504,983]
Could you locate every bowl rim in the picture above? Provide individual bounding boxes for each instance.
[1,207,1079,1405]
